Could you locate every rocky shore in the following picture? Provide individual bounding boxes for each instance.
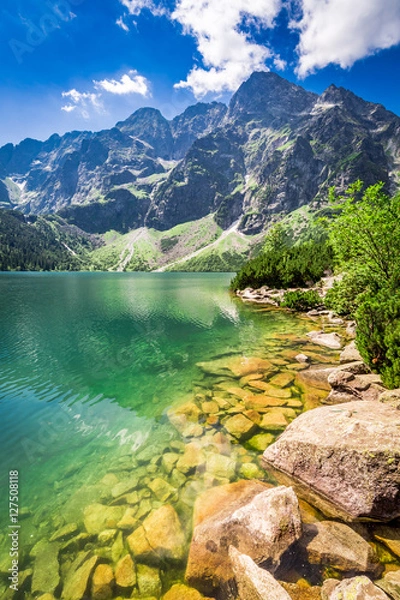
[1,301,399,600]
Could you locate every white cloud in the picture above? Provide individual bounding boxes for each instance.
[116,16,130,31]
[94,70,150,96]
[61,89,104,119]
[171,0,282,97]
[119,0,166,17]
[293,0,400,77]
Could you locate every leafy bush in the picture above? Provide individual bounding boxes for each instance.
[230,239,334,291]
[355,289,400,389]
[324,271,369,316]
[327,181,400,388]
[281,289,321,311]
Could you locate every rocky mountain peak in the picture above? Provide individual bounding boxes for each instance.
[227,71,317,126]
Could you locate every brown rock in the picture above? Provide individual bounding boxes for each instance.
[259,408,296,431]
[91,564,114,600]
[148,478,176,502]
[83,504,124,534]
[186,486,302,595]
[229,546,292,600]
[115,554,136,588]
[176,442,206,474]
[62,553,98,600]
[193,479,271,528]
[201,401,220,414]
[250,381,292,398]
[373,526,400,558]
[196,356,273,378]
[301,521,381,575]
[263,401,400,521]
[224,414,258,441]
[281,582,322,600]
[162,583,208,599]
[127,505,186,563]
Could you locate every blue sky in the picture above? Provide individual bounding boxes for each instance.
[0,0,399,146]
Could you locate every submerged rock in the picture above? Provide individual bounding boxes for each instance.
[196,356,273,378]
[127,504,186,563]
[300,521,381,575]
[115,554,136,589]
[229,546,292,600]
[162,583,210,599]
[62,553,98,600]
[83,504,124,534]
[186,485,302,595]
[224,414,258,441]
[263,401,400,521]
[91,564,114,600]
[321,576,390,600]
[136,564,162,597]
[32,542,60,595]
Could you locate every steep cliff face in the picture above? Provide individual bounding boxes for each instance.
[0,72,399,235]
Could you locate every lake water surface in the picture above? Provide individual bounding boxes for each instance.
[0,272,377,597]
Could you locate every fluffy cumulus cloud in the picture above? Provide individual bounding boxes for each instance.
[293,0,400,77]
[94,70,150,96]
[61,71,150,117]
[61,90,104,119]
[172,0,282,96]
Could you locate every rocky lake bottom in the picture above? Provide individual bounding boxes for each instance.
[0,273,399,600]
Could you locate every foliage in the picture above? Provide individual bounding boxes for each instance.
[328,180,400,297]
[355,289,400,389]
[324,271,370,316]
[281,289,321,311]
[326,181,400,388]
[230,229,334,290]
[0,209,96,271]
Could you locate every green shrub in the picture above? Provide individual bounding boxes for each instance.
[281,290,321,311]
[230,239,334,291]
[355,289,400,389]
[324,271,369,316]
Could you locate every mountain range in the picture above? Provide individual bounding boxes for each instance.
[0,72,399,270]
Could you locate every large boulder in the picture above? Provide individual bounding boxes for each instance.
[229,547,292,600]
[186,485,302,595]
[263,401,400,521]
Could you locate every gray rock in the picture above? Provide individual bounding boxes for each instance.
[340,341,363,364]
[327,370,355,388]
[323,389,359,404]
[307,331,342,349]
[263,401,400,521]
[229,546,292,600]
[186,485,302,595]
[300,521,381,575]
[321,576,390,600]
[296,353,311,363]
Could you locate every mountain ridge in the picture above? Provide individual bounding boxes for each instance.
[0,72,399,241]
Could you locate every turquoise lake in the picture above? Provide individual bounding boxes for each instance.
[0,272,349,595]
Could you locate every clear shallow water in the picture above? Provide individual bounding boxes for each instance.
[0,272,362,596]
